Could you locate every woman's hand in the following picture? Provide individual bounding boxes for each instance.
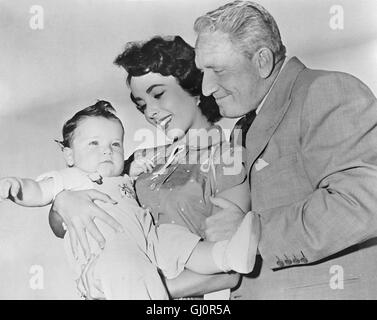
[50,189,123,259]
[77,254,106,300]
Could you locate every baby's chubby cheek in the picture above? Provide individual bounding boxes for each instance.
[97,162,123,177]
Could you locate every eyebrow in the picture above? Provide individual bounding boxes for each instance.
[131,84,166,102]
[146,84,165,94]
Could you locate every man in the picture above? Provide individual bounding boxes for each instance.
[196,1,377,299]
[49,0,377,300]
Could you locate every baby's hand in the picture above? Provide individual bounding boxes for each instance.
[129,158,155,178]
[0,177,23,202]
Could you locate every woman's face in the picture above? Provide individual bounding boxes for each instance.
[129,72,204,141]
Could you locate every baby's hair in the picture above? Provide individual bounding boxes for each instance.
[56,100,124,148]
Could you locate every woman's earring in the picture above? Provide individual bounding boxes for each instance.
[196,99,200,106]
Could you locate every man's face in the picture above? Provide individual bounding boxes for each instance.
[195,30,262,118]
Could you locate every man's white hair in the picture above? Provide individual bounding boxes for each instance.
[194,0,286,61]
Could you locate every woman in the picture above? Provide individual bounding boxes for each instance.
[50,35,250,299]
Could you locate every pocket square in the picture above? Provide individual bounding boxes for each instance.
[255,158,269,171]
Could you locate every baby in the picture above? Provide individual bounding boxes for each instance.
[0,100,259,299]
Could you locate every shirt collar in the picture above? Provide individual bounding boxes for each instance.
[256,56,289,115]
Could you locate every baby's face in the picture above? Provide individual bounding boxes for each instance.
[67,117,125,177]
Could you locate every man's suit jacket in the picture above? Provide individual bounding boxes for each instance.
[232,57,377,299]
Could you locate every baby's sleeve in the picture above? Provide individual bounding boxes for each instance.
[36,171,65,199]
[35,167,88,199]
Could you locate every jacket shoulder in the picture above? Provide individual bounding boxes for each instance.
[294,67,374,98]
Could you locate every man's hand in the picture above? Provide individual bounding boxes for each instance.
[205,196,245,241]
[50,189,123,260]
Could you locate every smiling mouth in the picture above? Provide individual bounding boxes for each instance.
[214,95,228,101]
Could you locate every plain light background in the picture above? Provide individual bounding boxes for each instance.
[0,0,376,299]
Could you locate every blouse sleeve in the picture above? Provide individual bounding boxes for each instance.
[210,142,247,195]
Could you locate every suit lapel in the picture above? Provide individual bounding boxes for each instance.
[245,57,306,172]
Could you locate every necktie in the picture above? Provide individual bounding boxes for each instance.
[230,110,256,147]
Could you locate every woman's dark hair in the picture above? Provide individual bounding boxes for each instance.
[58,100,124,148]
[114,35,222,123]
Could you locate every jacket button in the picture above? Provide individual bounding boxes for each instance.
[300,257,308,264]
[276,259,284,268]
[284,255,292,265]
[300,251,308,264]
[150,183,156,190]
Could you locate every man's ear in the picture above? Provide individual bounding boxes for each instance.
[254,47,274,79]
[62,147,74,167]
